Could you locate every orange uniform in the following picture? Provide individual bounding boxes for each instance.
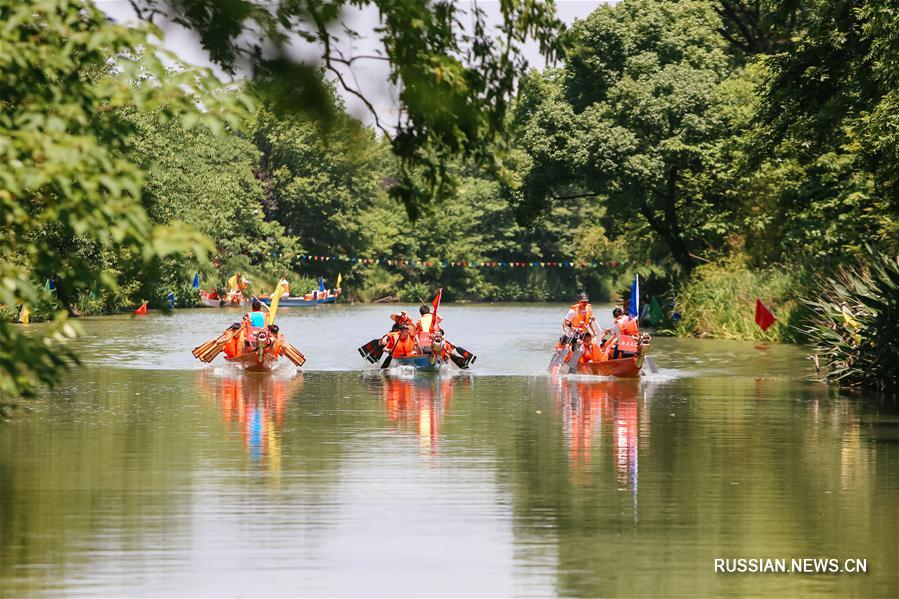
[565,302,595,334]
[614,315,640,355]
[386,331,418,358]
[579,339,609,364]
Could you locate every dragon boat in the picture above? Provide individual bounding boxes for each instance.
[193,325,305,373]
[199,290,248,308]
[550,334,651,379]
[259,288,340,307]
[391,353,448,373]
[572,345,647,378]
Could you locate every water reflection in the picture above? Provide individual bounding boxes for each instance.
[551,378,653,521]
[196,371,304,471]
[371,374,471,454]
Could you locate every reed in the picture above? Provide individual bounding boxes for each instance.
[672,257,803,342]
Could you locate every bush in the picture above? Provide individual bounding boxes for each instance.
[803,250,899,395]
[673,257,803,342]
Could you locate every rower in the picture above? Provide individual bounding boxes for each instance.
[611,306,640,359]
[244,299,266,329]
[578,332,609,364]
[385,325,419,358]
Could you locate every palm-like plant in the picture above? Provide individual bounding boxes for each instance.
[804,249,899,395]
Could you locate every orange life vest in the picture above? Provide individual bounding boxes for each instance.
[579,340,608,364]
[568,303,594,331]
[615,315,640,354]
[223,334,241,358]
[270,332,283,357]
[387,332,418,358]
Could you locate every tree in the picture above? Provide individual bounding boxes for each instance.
[512,0,735,275]
[251,91,381,262]
[128,0,563,218]
[753,0,899,257]
[715,1,806,55]
[0,0,242,399]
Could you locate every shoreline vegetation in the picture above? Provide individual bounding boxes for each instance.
[2,0,897,399]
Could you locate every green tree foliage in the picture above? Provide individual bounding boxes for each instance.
[251,94,381,261]
[122,105,301,298]
[130,0,563,218]
[0,0,243,398]
[513,0,736,275]
[715,1,807,55]
[754,0,899,258]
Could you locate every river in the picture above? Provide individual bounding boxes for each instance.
[1,304,897,597]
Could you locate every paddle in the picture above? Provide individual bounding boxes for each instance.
[566,332,585,374]
[358,338,384,363]
[449,344,476,368]
[548,332,576,370]
[380,351,393,369]
[192,328,238,363]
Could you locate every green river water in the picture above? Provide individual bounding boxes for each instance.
[1,304,897,597]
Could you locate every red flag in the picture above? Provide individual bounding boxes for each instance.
[134,301,148,315]
[755,299,776,331]
[430,288,442,333]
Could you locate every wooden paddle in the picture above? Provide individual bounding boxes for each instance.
[193,329,237,363]
[281,341,306,367]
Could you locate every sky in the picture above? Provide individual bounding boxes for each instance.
[98,1,606,126]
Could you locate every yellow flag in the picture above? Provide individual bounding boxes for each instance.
[18,304,30,325]
[336,273,342,289]
[267,280,286,326]
[227,274,238,292]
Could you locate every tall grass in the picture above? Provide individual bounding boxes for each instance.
[803,251,899,395]
[673,257,802,342]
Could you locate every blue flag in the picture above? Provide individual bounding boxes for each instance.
[167,291,175,309]
[629,274,640,318]
[319,276,325,292]
[192,272,199,289]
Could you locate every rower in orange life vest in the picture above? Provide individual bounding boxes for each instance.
[610,306,641,359]
[578,331,610,364]
[384,324,420,358]
[563,293,597,339]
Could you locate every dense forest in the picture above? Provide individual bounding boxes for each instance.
[2,0,897,398]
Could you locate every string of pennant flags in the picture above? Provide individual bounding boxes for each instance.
[297,254,626,269]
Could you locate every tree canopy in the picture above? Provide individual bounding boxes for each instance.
[129,0,564,218]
